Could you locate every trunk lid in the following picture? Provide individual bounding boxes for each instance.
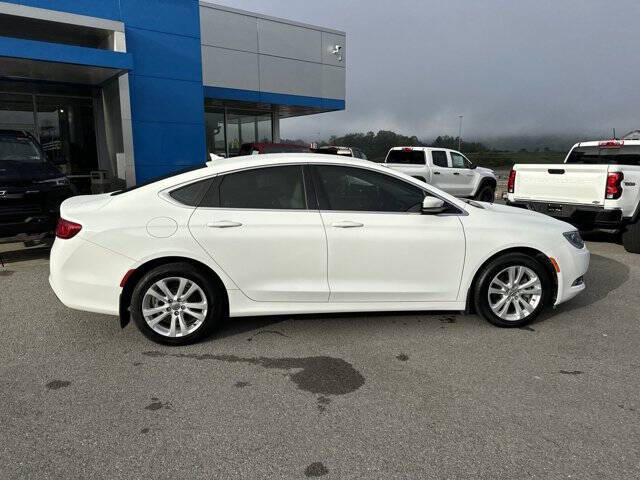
[513,164,609,205]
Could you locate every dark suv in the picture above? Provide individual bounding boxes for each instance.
[0,130,74,239]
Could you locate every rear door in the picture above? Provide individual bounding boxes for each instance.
[429,150,450,191]
[188,164,329,302]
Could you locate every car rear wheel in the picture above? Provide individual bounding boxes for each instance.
[474,253,551,327]
[130,262,224,345]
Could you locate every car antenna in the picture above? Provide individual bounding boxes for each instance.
[613,128,617,140]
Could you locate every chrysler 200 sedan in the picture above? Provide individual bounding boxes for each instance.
[49,154,590,345]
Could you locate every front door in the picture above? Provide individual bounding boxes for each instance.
[189,164,329,302]
[449,152,476,197]
[310,164,466,302]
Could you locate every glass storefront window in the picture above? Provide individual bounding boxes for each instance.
[36,96,97,175]
[205,109,225,157]
[0,93,35,134]
[204,106,273,157]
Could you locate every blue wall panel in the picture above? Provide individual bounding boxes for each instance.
[129,76,205,125]
[119,0,201,38]
[125,27,202,82]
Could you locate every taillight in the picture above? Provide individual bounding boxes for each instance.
[55,218,82,239]
[606,172,623,200]
[507,169,516,193]
[599,140,624,149]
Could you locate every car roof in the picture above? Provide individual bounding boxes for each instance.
[389,146,453,151]
[205,153,372,174]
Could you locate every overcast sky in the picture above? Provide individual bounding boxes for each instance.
[220,0,640,141]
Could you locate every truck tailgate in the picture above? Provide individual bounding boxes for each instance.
[514,164,608,205]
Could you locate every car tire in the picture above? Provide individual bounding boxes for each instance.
[474,253,551,328]
[474,184,495,202]
[622,219,640,253]
[130,262,225,345]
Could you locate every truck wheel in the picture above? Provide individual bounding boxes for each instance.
[475,184,495,202]
[622,220,640,253]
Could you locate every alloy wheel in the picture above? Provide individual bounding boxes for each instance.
[487,266,542,321]
[141,276,209,337]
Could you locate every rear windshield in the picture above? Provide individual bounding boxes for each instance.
[385,149,426,165]
[0,135,43,163]
[566,145,640,166]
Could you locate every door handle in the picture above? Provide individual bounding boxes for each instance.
[453,172,460,176]
[433,171,441,175]
[331,220,364,228]
[207,220,243,228]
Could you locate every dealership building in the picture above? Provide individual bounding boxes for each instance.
[0,1,346,185]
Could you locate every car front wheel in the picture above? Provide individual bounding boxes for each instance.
[130,262,224,345]
[474,253,551,327]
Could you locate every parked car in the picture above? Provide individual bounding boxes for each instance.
[50,153,589,345]
[506,139,640,253]
[0,130,74,240]
[384,147,497,201]
[237,142,312,156]
[314,145,368,159]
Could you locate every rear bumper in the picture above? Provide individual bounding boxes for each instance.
[506,200,624,229]
[49,236,134,316]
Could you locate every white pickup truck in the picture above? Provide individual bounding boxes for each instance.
[506,139,640,253]
[384,147,497,201]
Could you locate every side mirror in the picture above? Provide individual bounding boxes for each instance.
[422,196,446,214]
[469,163,477,169]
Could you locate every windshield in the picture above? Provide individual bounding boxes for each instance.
[0,135,43,163]
[566,145,640,166]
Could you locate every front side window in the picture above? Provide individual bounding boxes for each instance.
[450,152,468,169]
[313,165,424,212]
[216,165,306,210]
[431,150,448,167]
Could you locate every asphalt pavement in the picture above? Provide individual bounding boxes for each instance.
[1,237,639,479]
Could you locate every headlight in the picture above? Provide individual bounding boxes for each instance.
[36,177,70,186]
[563,230,584,249]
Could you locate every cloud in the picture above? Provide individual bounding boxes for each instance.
[220,0,640,140]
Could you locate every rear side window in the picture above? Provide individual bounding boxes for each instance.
[566,145,640,165]
[215,165,306,209]
[386,149,426,165]
[431,151,448,167]
[169,178,214,206]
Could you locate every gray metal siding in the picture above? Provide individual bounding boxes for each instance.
[199,2,345,102]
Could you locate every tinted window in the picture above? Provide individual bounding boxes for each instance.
[217,165,306,209]
[314,165,424,212]
[566,145,640,165]
[385,149,426,165]
[450,152,467,168]
[431,151,448,167]
[169,178,213,206]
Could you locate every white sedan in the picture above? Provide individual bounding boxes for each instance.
[49,154,590,345]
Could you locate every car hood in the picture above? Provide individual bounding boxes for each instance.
[471,201,574,231]
[0,160,65,187]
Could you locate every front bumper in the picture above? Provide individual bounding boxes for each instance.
[49,236,134,316]
[553,243,590,306]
